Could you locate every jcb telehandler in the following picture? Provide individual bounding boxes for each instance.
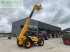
[16,5,44,48]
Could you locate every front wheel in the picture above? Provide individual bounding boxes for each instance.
[23,39,31,48]
[38,39,44,46]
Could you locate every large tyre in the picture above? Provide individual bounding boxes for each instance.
[23,39,31,48]
[38,39,44,46]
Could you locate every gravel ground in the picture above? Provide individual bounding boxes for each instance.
[0,37,70,52]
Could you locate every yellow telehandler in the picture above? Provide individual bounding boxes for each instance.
[16,5,44,48]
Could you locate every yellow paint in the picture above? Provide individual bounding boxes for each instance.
[29,36,39,42]
[33,5,41,11]
[18,18,31,39]
[18,39,23,45]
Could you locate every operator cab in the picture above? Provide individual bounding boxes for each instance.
[24,31,38,37]
[24,31,44,39]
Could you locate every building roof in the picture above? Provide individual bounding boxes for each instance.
[13,18,61,31]
[64,28,70,31]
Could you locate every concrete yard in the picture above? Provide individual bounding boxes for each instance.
[0,37,70,52]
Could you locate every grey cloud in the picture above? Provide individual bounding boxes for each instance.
[7,11,27,24]
[0,8,16,15]
[0,18,11,33]
[67,3,70,8]
[51,9,65,24]
[59,15,70,24]
[65,0,70,8]
[0,17,2,20]
[23,0,43,9]
[0,7,28,24]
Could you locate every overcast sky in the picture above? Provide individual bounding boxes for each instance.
[0,0,70,33]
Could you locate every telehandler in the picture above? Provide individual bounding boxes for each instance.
[16,5,44,48]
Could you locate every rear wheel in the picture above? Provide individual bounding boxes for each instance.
[23,39,31,48]
[38,39,44,46]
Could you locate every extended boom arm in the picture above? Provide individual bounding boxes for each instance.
[18,5,41,39]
